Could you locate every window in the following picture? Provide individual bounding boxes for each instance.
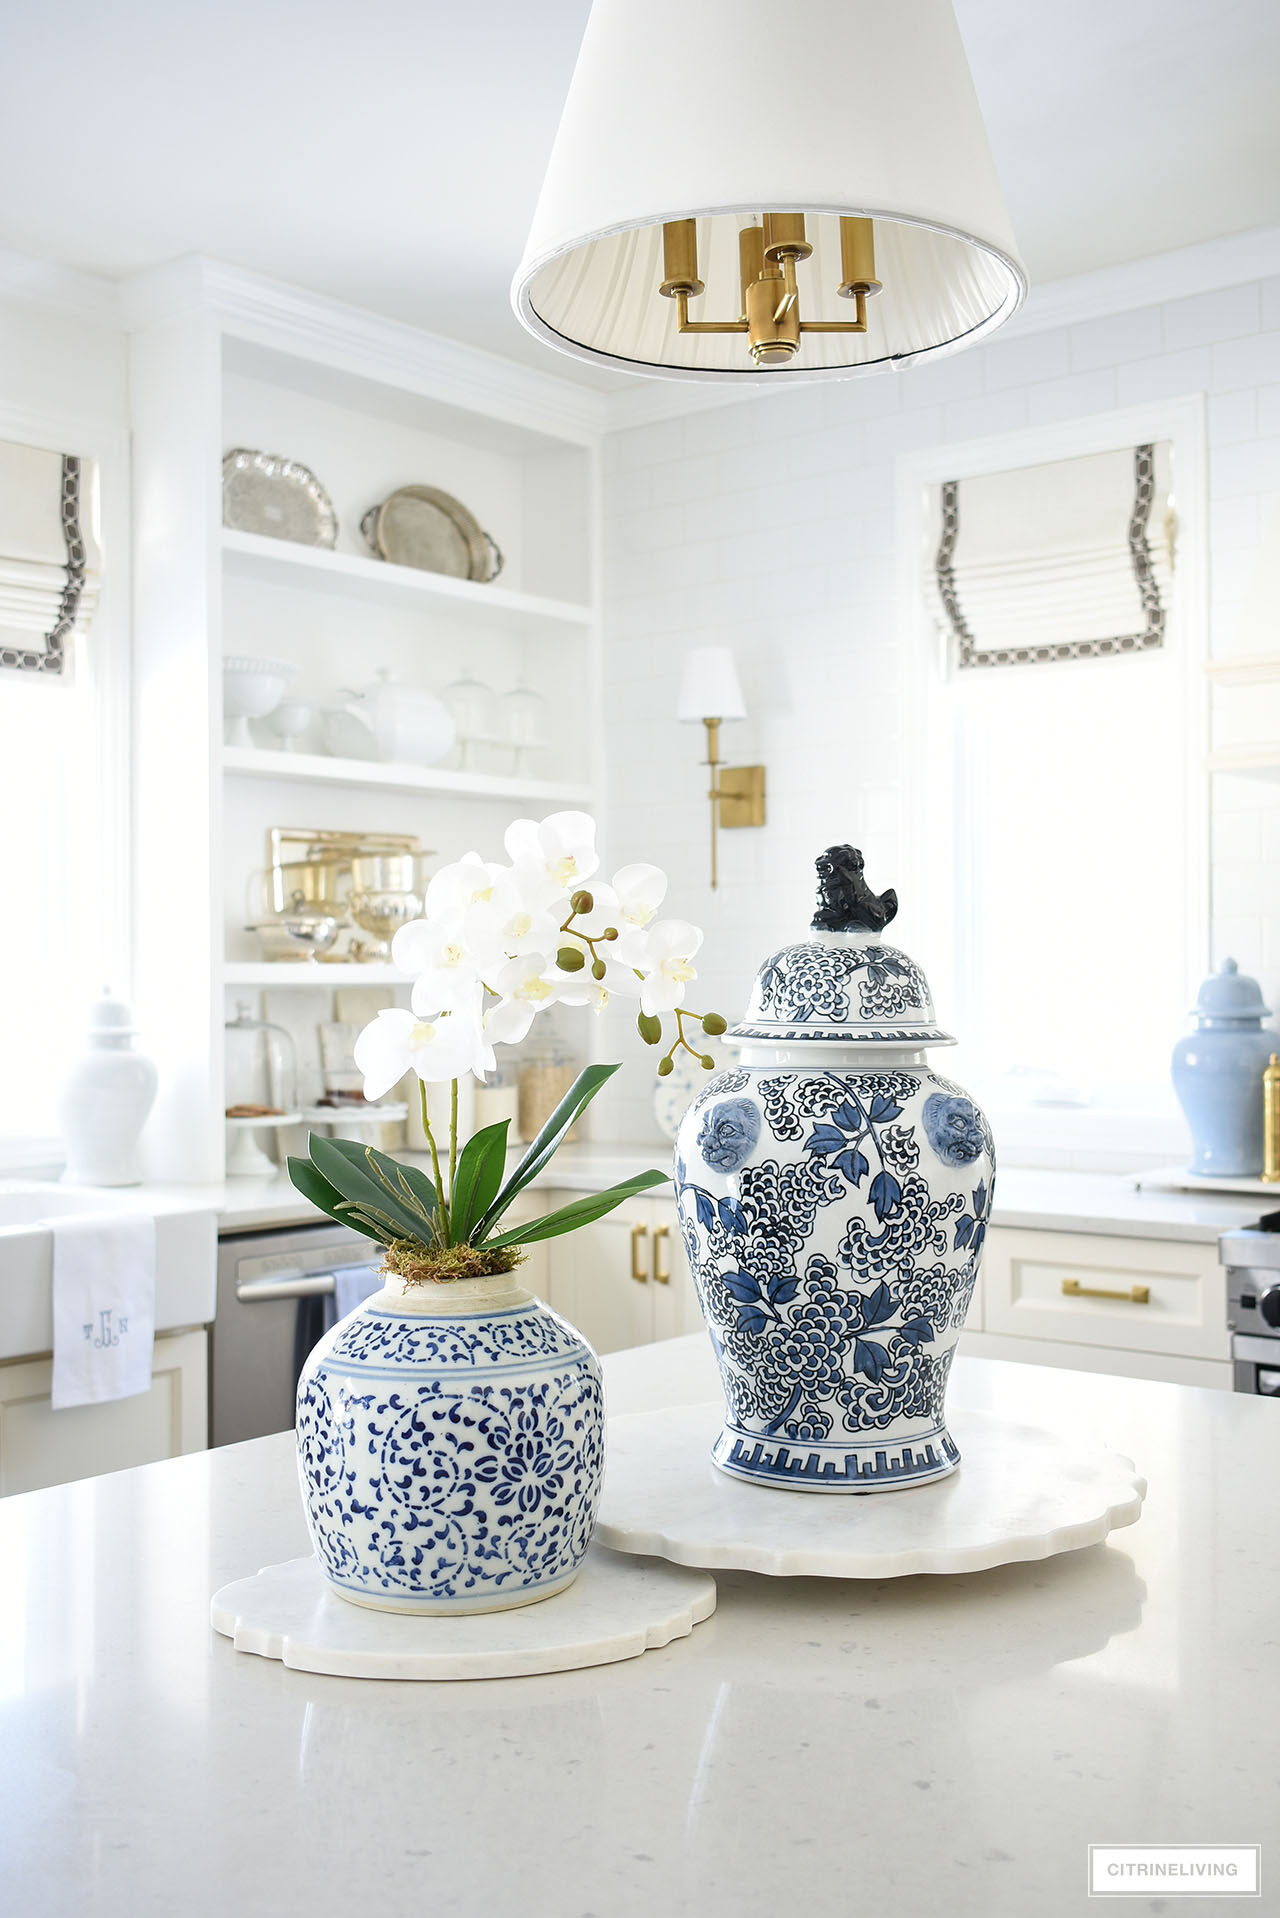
[900,402,1207,1155]
[0,427,126,1161]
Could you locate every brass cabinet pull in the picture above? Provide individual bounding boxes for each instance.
[653,1223,671,1284]
[630,1222,649,1283]
[1061,1278,1151,1305]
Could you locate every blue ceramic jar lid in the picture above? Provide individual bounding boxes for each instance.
[727,845,955,1048]
[1191,957,1270,1024]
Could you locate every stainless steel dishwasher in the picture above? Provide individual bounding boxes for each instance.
[212,1219,373,1446]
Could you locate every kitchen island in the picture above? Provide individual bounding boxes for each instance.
[3,1335,1277,1918]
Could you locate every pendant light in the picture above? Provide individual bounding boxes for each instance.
[512,0,1026,383]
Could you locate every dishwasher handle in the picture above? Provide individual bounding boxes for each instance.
[236,1270,338,1304]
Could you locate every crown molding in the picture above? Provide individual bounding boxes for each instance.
[597,221,1280,432]
[999,221,1280,342]
[120,256,607,445]
[0,247,122,327]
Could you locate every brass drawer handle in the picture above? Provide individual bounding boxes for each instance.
[653,1223,670,1284]
[630,1222,649,1283]
[1061,1278,1151,1305]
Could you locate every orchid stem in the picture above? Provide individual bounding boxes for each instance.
[449,1077,459,1227]
[419,1079,448,1245]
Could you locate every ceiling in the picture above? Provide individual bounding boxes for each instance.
[1,0,1278,389]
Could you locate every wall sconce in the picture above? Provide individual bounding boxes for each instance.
[677,646,766,888]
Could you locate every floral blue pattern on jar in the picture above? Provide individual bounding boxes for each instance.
[674,847,995,1495]
[296,1276,604,1614]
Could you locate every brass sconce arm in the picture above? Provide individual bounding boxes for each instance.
[701,716,766,889]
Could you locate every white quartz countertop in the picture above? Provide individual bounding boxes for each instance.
[194,1147,1270,1244]
[3,1336,1278,1918]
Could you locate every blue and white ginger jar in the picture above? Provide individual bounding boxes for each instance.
[675,846,995,1494]
[296,1270,604,1613]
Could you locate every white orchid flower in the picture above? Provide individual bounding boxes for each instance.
[504,810,599,910]
[636,918,704,1016]
[484,952,564,1047]
[353,1001,492,1098]
[423,852,508,922]
[610,863,667,930]
[558,958,641,1012]
[392,921,482,1012]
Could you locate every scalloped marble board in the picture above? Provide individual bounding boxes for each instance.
[211,1544,716,1680]
[595,1403,1145,1579]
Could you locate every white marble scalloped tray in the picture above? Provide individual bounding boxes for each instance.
[595,1403,1145,1579]
[211,1544,715,1681]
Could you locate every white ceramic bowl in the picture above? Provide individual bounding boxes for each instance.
[223,657,298,747]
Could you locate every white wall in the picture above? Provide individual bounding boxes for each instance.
[597,274,1280,1147]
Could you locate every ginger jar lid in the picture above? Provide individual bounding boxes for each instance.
[727,846,955,1048]
[1191,957,1270,1025]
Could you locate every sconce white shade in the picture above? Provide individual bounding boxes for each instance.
[678,647,747,723]
[512,0,1026,383]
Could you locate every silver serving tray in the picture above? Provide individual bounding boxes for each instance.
[222,449,339,549]
[360,485,504,582]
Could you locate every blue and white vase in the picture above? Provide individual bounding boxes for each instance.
[1171,957,1276,1177]
[674,846,994,1494]
[296,1270,604,1614]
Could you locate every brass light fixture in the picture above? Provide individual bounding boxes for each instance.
[659,213,881,371]
[677,647,766,888]
[511,0,1026,384]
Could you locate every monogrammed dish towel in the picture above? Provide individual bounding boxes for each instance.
[49,1212,156,1409]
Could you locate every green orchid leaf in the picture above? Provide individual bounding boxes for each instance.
[447,1120,510,1243]
[485,1169,671,1249]
[313,1136,438,1230]
[474,1064,621,1241]
[287,1157,389,1244]
[306,1134,429,1243]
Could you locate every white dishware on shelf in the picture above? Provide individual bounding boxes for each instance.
[268,697,316,753]
[319,704,377,761]
[443,671,496,770]
[345,668,456,766]
[56,993,158,1187]
[499,682,547,773]
[222,656,298,747]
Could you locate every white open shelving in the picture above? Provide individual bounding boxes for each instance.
[224,961,408,988]
[222,744,592,804]
[222,527,592,630]
[130,258,604,1180]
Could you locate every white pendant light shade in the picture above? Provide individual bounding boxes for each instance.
[512,0,1026,383]
[678,647,747,723]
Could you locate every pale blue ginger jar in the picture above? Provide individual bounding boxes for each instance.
[674,847,995,1495]
[296,1269,604,1614]
[1171,958,1276,1177]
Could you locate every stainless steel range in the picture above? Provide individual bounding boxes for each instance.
[1220,1218,1280,1396]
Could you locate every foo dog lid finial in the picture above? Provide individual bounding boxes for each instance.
[728,846,954,1048]
[811,845,898,935]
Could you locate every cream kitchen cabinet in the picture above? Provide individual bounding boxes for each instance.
[0,1327,209,1497]
[529,1191,702,1356]
[959,1224,1232,1390]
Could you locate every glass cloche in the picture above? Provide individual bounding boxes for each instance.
[224,1003,300,1177]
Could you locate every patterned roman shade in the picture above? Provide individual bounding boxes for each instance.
[928,442,1174,669]
[0,439,101,676]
